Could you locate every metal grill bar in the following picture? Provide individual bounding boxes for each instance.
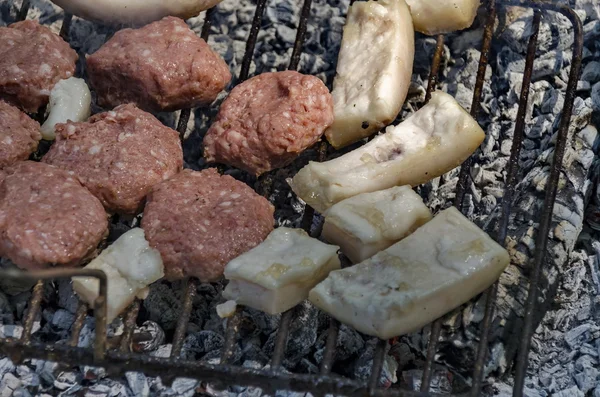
[171,278,198,357]
[0,340,439,397]
[119,300,141,352]
[424,35,445,104]
[512,3,584,396]
[20,280,43,344]
[319,318,339,375]
[177,7,215,139]
[270,310,293,368]
[368,339,387,395]
[288,0,313,71]
[469,10,541,396]
[239,0,268,82]
[59,12,72,41]
[70,302,88,347]
[420,0,496,391]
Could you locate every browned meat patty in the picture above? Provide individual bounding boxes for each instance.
[43,104,183,215]
[142,168,274,281]
[0,161,108,270]
[0,21,78,113]
[0,101,41,168]
[87,16,231,112]
[203,71,334,176]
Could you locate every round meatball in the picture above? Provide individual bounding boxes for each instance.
[0,161,108,270]
[142,168,274,281]
[203,71,334,176]
[0,101,41,168]
[87,16,231,112]
[0,20,78,113]
[43,104,183,214]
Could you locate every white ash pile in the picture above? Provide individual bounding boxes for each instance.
[0,0,600,396]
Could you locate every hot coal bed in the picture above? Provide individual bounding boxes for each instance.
[0,0,599,396]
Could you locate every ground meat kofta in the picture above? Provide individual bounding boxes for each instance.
[0,161,108,270]
[203,71,334,176]
[87,16,231,112]
[0,101,42,168]
[142,168,274,281]
[43,104,183,214]
[0,20,78,113]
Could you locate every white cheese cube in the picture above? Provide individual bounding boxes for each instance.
[322,186,432,263]
[223,227,340,315]
[406,0,480,35]
[309,207,510,339]
[72,228,164,324]
[41,77,92,140]
[290,91,485,213]
[325,0,414,149]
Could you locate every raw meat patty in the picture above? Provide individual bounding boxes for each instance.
[87,16,231,112]
[0,101,42,168]
[141,168,274,281]
[0,20,78,113]
[0,161,108,270]
[203,71,334,176]
[43,104,183,214]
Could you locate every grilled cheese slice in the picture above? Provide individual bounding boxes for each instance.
[309,207,509,339]
[406,0,480,35]
[290,91,485,213]
[325,0,414,149]
[223,228,340,315]
[73,228,164,323]
[322,185,431,263]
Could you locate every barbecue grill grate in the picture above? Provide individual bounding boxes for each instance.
[0,1,584,396]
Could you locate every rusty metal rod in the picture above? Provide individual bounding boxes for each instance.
[70,302,89,347]
[59,13,73,41]
[469,10,542,397]
[239,0,268,81]
[21,280,44,344]
[424,35,445,103]
[171,278,198,358]
[368,339,387,395]
[512,4,583,396]
[270,309,294,369]
[288,0,313,71]
[319,317,339,375]
[17,0,30,21]
[119,300,141,353]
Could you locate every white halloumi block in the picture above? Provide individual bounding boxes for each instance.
[325,0,414,149]
[406,0,480,35]
[322,186,432,263]
[290,91,485,213]
[41,77,92,140]
[72,228,164,324]
[222,227,340,315]
[309,207,510,339]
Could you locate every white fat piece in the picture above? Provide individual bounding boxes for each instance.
[72,228,164,324]
[309,207,510,339]
[322,185,432,263]
[290,91,485,213]
[222,227,340,315]
[325,0,414,149]
[405,0,480,35]
[50,0,223,26]
[41,77,91,141]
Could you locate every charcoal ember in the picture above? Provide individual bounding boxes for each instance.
[142,281,182,332]
[0,259,35,296]
[82,366,107,381]
[9,291,31,320]
[16,364,40,388]
[297,358,319,374]
[402,368,452,394]
[181,331,225,360]
[240,334,268,364]
[262,301,319,369]
[0,291,14,325]
[389,342,415,369]
[126,372,150,397]
[0,358,15,382]
[132,321,165,353]
[57,280,79,314]
[12,389,32,397]
[168,378,199,397]
[240,307,281,336]
[53,371,81,391]
[82,379,129,397]
[0,322,40,339]
[350,339,398,388]
[51,308,75,331]
[32,359,60,387]
[0,373,21,397]
[77,319,95,348]
[150,344,172,358]
[314,323,364,364]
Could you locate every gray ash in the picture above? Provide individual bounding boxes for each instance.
[1,0,600,396]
